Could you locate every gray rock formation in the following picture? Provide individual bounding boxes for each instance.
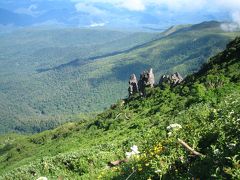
[159,75,171,84]
[128,70,183,97]
[128,74,138,96]
[148,68,155,88]
[138,68,155,96]
[171,72,183,85]
[159,72,183,87]
[138,73,146,97]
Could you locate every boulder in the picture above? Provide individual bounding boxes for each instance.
[138,73,146,97]
[138,68,155,96]
[159,72,183,87]
[148,68,155,88]
[171,72,183,85]
[128,74,138,96]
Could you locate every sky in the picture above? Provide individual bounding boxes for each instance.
[0,0,240,30]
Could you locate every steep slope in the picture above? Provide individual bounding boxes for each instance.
[0,37,239,179]
[0,21,239,134]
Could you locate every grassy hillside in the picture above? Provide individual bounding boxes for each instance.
[0,22,239,134]
[0,37,239,180]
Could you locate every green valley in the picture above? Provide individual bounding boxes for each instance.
[0,36,239,180]
[0,21,239,134]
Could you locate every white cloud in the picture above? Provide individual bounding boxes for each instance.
[117,0,145,11]
[221,23,239,32]
[232,11,240,25]
[72,0,146,11]
[15,4,42,16]
[71,0,240,27]
[75,3,106,15]
[150,0,207,11]
[89,22,106,27]
[221,11,240,32]
[72,0,240,12]
[217,0,240,11]
[144,0,240,13]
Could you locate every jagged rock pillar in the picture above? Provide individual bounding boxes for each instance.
[138,68,155,97]
[148,68,155,88]
[128,74,138,97]
[138,73,146,97]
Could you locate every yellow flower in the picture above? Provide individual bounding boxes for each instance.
[135,155,140,160]
[112,167,118,171]
[138,167,143,171]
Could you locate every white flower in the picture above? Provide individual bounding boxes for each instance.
[228,143,236,149]
[155,169,161,173]
[130,145,140,154]
[229,143,236,147]
[125,152,133,159]
[126,145,140,159]
[37,177,48,180]
[167,132,172,136]
[166,123,182,131]
[213,149,220,155]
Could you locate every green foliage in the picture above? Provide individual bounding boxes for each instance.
[0,37,240,179]
[0,23,239,133]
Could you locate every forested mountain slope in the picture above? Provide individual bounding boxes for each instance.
[0,36,239,180]
[0,21,239,134]
[0,28,159,134]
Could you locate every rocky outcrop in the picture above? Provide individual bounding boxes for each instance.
[148,68,155,88]
[128,74,138,96]
[128,69,183,98]
[128,69,155,97]
[138,68,155,96]
[159,72,183,87]
[171,72,183,85]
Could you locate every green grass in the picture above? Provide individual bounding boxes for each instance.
[0,37,239,179]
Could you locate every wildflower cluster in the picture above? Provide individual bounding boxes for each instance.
[121,143,167,179]
[125,145,140,159]
[166,123,182,131]
[166,123,182,136]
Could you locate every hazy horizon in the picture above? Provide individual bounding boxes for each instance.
[0,0,240,31]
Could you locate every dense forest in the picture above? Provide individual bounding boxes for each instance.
[0,21,239,134]
[0,36,239,179]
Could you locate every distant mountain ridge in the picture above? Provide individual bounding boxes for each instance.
[37,21,228,73]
